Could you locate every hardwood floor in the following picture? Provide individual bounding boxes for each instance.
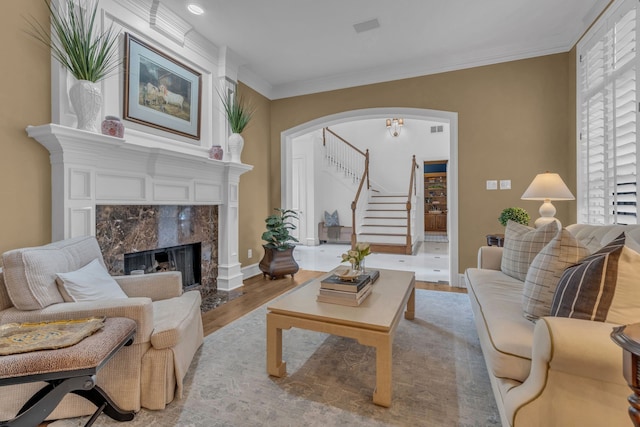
[202,269,466,337]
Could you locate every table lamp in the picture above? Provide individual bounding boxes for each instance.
[521,172,574,227]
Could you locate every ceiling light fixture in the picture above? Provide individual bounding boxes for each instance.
[186,1,205,15]
[386,118,404,137]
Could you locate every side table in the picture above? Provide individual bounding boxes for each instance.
[486,233,505,247]
[611,322,640,426]
[0,317,136,427]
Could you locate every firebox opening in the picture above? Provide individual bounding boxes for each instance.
[124,243,202,290]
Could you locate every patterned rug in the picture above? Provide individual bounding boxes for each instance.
[51,290,499,427]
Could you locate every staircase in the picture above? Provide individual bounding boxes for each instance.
[358,194,413,254]
[322,128,418,255]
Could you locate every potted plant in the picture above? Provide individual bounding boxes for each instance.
[219,91,255,163]
[341,242,371,273]
[259,208,299,279]
[498,207,530,226]
[26,0,121,132]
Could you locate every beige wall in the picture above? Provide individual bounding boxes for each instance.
[270,53,576,273]
[0,2,578,277]
[237,83,272,266]
[0,1,52,256]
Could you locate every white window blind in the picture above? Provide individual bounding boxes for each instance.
[578,0,638,225]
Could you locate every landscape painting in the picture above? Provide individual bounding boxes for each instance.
[124,34,201,140]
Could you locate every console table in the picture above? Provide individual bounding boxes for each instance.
[0,317,136,427]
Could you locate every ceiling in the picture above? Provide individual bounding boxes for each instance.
[163,0,610,100]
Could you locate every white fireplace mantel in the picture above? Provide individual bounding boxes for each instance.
[26,123,253,291]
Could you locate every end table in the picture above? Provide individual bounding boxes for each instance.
[486,233,505,247]
[611,322,640,426]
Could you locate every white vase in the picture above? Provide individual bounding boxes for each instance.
[228,133,244,163]
[69,80,102,132]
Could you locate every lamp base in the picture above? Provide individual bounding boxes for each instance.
[534,216,560,228]
[533,200,561,228]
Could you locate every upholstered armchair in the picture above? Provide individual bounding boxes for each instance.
[0,236,204,421]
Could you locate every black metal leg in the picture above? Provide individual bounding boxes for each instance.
[0,376,95,427]
[72,385,135,422]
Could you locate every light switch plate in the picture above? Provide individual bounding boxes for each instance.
[499,180,511,190]
[486,180,498,190]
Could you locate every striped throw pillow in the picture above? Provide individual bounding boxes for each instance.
[550,232,640,324]
[500,220,559,281]
[522,229,590,321]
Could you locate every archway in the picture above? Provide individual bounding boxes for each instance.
[280,107,460,287]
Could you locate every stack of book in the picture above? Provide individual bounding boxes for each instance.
[317,270,379,306]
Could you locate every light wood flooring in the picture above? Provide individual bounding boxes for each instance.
[202,269,466,337]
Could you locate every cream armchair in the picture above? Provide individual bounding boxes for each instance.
[0,236,204,422]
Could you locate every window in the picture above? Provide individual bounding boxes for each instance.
[577,0,638,225]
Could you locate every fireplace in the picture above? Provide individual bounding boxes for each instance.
[124,242,202,291]
[96,205,218,291]
[26,124,252,291]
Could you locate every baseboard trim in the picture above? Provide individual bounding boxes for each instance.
[241,263,261,280]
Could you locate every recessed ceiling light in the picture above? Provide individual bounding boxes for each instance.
[186,1,205,15]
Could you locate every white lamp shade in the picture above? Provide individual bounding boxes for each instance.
[521,172,575,201]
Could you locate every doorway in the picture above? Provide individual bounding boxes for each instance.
[280,107,461,287]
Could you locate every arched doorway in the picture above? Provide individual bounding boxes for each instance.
[280,107,460,287]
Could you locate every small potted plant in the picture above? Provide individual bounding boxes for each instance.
[341,242,371,273]
[259,208,299,279]
[26,0,121,132]
[498,207,530,226]
[220,91,255,163]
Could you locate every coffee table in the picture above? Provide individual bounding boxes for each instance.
[266,268,415,407]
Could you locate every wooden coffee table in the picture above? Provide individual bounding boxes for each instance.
[266,268,415,407]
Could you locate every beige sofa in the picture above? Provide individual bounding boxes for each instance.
[466,224,637,427]
[0,236,204,421]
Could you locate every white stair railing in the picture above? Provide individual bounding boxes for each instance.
[323,127,366,184]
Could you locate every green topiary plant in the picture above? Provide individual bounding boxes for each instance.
[261,208,299,250]
[498,207,530,227]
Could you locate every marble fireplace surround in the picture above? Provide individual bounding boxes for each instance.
[26,124,253,291]
[97,204,218,292]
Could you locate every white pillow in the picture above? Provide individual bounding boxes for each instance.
[56,258,128,302]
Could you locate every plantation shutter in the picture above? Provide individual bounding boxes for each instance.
[578,0,638,225]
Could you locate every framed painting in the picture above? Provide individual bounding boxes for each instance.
[124,33,201,140]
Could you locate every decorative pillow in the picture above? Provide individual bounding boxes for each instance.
[522,229,590,321]
[1,236,103,310]
[324,210,340,227]
[550,232,640,324]
[56,258,128,302]
[500,220,559,281]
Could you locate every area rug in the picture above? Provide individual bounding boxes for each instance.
[51,290,500,427]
